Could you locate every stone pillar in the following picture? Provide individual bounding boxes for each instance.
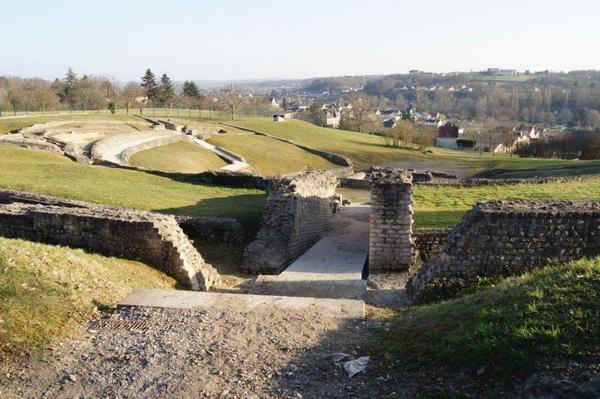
[369,168,416,271]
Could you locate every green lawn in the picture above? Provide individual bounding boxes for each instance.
[370,257,600,388]
[0,238,176,359]
[128,140,227,172]
[229,118,600,177]
[207,134,339,176]
[0,145,265,228]
[340,178,600,228]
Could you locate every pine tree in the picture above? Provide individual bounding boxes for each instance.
[141,69,158,102]
[157,73,175,106]
[182,80,200,99]
[63,67,78,107]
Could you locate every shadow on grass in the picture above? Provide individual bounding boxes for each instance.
[155,194,265,236]
[476,161,600,178]
[413,210,465,229]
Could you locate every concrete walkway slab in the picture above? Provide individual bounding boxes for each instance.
[254,205,370,299]
[119,288,365,319]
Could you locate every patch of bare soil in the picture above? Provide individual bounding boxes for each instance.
[0,300,381,399]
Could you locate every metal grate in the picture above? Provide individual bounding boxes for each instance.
[88,318,151,331]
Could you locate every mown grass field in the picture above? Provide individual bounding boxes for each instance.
[0,146,265,228]
[370,257,600,388]
[128,140,227,172]
[229,118,600,178]
[340,178,600,228]
[207,134,339,176]
[0,238,176,359]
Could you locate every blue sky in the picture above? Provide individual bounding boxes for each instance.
[1,0,598,81]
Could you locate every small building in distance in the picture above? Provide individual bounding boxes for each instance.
[272,114,285,122]
[486,68,518,77]
[270,97,279,108]
[321,104,341,128]
[435,122,474,150]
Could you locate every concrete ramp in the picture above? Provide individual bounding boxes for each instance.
[119,288,364,319]
[254,205,370,299]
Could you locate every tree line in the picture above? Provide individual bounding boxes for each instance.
[308,71,600,128]
[515,130,600,160]
[0,68,276,117]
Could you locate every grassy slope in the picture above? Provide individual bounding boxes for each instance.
[231,118,600,177]
[129,140,227,173]
[0,114,144,134]
[371,257,600,384]
[0,146,265,227]
[0,238,176,358]
[207,134,339,176]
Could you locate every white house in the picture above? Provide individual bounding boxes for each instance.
[270,97,279,108]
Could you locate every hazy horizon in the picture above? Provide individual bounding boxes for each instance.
[2,0,599,82]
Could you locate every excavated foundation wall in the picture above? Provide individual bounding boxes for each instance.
[243,171,338,274]
[0,202,221,290]
[369,168,417,271]
[0,189,244,243]
[413,228,450,262]
[407,200,600,303]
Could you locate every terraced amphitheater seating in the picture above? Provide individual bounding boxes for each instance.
[90,130,183,165]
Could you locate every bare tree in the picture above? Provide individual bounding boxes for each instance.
[225,90,246,120]
[346,96,375,132]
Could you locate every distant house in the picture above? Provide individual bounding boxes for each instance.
[270,97,279,108]
[493,126,543,154]
[325,109,340,128]
[435,122,465,150]
[486,68,517,77]
[322,104,341,128]
[437,122,459,138]
[272,114,285,122]
[383,118,397,129]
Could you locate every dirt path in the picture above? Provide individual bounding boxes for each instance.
[0,299,385,399]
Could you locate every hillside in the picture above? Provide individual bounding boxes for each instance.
[230,118,600,177]
[0,238,176,359]
[368,257,600,396]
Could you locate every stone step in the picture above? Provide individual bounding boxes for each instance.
[254,278,368,300]
[119,289,365,319]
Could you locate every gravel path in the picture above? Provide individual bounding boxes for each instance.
[0,299,376,399]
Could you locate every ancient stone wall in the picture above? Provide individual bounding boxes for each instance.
[0,202,220,290]
[0,134,64,155]
[413,228,450,262]
[243,171,338,273]
[0,189,246,243]
[407,200,600,303]
[120,135,189,164]
[369,168,416,271]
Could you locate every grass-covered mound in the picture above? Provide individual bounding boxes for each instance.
[207,134,339,175]
[371,257,600,384]
[128,140,227,172]
[0,238,177,359]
